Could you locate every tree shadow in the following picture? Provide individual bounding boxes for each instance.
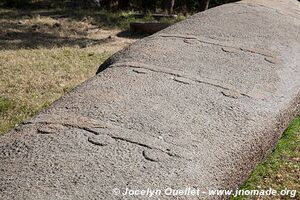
[116,30,148,39]
[0,30,114,50]
[0,8,145,50]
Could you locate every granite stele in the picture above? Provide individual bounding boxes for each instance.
[1,0,300,199]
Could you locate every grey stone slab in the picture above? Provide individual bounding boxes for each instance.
[1,0,300,199]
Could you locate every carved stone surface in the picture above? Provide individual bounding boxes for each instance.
[1,0,300,199]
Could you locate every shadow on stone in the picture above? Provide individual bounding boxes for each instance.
[130,22,171,34]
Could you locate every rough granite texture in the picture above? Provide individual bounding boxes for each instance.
[1,0,300,199]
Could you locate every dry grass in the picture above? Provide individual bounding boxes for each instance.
[0,47,111,133]
[0,8,138,134]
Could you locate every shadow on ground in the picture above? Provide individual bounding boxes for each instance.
[0,8,145,50]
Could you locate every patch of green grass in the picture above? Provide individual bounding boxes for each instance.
[52,9,185,30]
[88,10,156,29]
[232,114,300,200]
[0,97,16,113]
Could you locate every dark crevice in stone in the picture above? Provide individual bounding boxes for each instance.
[172,77,190,85]
[158,34,275,58]
[24,119,189,161]
[142,150,158,162]
[111,136,152,149]
[111,62,252,99]
[132,69,147,74]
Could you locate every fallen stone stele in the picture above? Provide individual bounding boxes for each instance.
[1,0,300,199]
